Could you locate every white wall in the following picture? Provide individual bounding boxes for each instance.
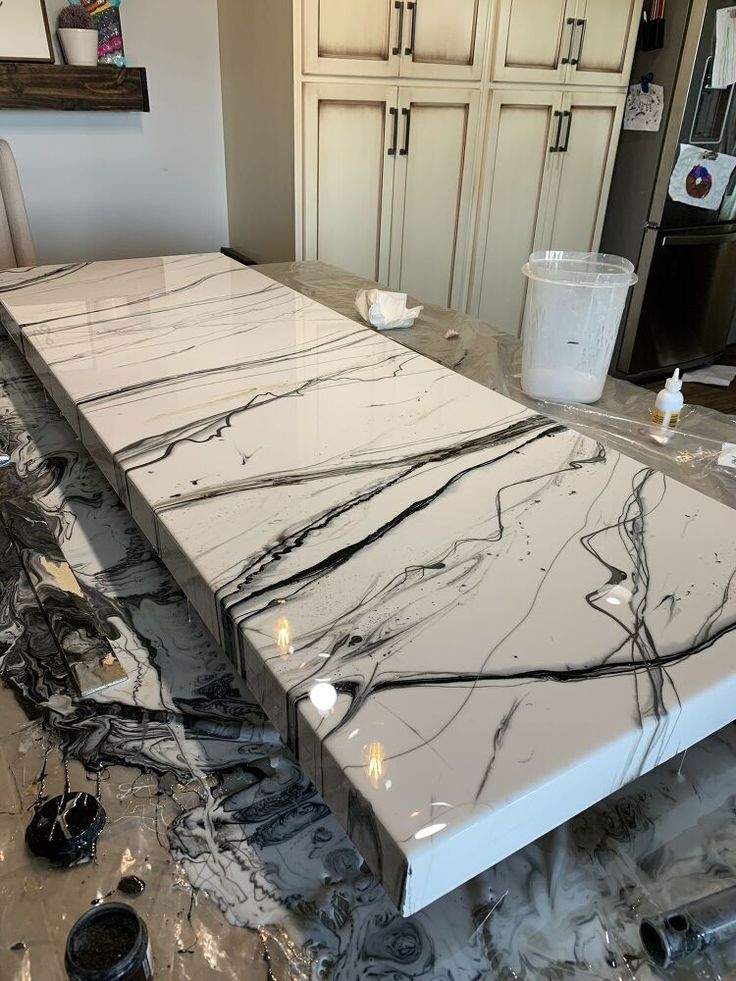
[218,0,295,263]
[1,0,228,263]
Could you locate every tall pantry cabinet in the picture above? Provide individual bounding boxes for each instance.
[217,0,642,334]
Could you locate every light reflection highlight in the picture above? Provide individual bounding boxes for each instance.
[309,681,337,713]
[119,846,136,875]
[366,741,385,789]
[414,822,447,840]
[276,618,293,655]
[602,585,633,607]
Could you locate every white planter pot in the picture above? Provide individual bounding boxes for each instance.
[58,29,99,67]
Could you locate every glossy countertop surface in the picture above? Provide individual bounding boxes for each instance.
[2,253,736,914]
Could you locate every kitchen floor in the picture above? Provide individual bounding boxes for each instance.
[642,345,736,414]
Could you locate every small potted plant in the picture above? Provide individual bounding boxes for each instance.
[57,4,99,67]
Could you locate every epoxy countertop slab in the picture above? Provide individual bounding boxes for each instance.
[2,254,736,915]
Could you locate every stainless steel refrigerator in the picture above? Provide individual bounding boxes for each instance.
[602,0,736,379]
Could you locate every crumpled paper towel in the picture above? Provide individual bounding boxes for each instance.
[355,289,423,330]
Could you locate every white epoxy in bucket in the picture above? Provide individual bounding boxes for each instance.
[520,251,637,404]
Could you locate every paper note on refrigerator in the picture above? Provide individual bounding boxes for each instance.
[623,83,664,131]
[713,7,736,89]
[668,144,736,210]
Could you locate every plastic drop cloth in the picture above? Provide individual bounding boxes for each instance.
[259,261,736,512]
[0,725,280,981]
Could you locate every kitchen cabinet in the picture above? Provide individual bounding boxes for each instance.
[219,1,637,315]
[469,90,563,336]
[303,84,397,282]
[302,0,401,77]
[492,0,641,87]
[389,88,479,306]
[303,0,491,80]
[492,0,576,84]
[544,91,626,252]
[571,0,641,87]
[469,89,625,336]
[303,83,478,305]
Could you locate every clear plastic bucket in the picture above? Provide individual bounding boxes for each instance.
[520,251,637,404]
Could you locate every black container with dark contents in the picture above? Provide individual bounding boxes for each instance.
[65,903,154,981]
[26,792,106,866]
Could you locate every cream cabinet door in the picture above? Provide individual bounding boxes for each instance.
[303,84,398,283]
[399,0,491,81]
[492,0,579,84]
[544,91,626,253]
[568,0,641,87]
[302,0,402,77]
[388,88,479,308]
[469,90,563,336]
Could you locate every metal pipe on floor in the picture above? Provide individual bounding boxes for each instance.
[641,884,736,968]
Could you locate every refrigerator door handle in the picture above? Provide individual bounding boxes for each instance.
[662,231,736,246]
[689,55,736,146]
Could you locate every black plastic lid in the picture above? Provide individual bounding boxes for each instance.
[65,903,153,981]
[26,792,106,867]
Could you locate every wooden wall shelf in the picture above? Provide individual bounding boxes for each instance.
[0,64,149,111]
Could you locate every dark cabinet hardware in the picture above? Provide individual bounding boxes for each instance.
[549,109,563,151]
[393,2,405,55]
[559,110,572,151]
[571,19,586,66]
[388,106,399,154]
[561,18,576,64]
[400,107,412,155]
[405,2,418,55]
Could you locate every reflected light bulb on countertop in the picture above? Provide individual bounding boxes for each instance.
[309,681,337,713]
[276,618,293,655]
[602,584,633,607]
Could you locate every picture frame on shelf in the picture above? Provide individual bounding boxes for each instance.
[0,0,54,63]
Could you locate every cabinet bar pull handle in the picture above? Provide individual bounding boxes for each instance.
[571,18,586,66]
[405,1,417,55]
[559,110,572,152]
[388,107,399,155]
[400,107,412,155]
[549,110,563,152]
[393,1,405,55]
[561,17,576,64]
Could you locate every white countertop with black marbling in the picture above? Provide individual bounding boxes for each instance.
[2,253,736,915]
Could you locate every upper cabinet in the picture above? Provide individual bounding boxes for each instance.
[303,0,401,76]
[399,0,490,80]
[492,0,575,85]
[571,0,641,87]
[492,0,641,87]
[303,0,491,80]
